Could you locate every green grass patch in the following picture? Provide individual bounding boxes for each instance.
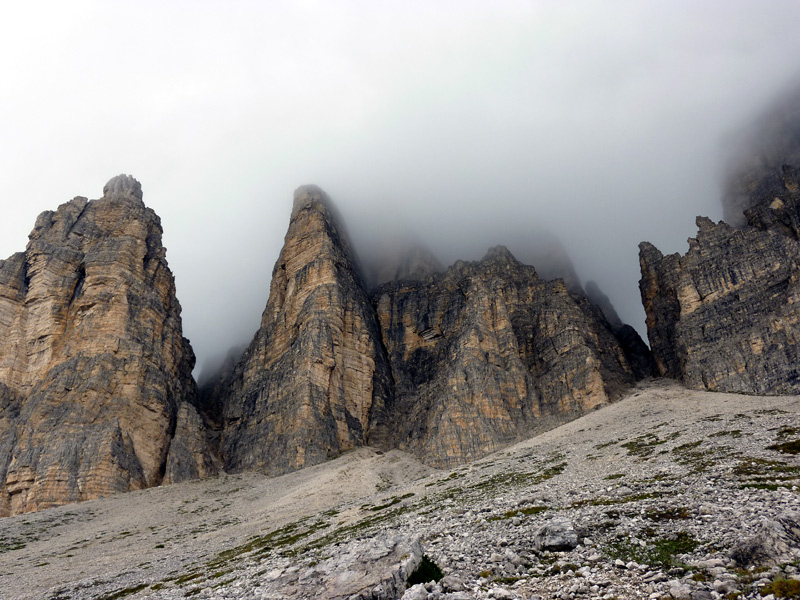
[520,505,548,515]
[734,457,800,489]
[595,440,618,450]
[644,507,690,521]
[174,572,203,585]
[768,440,800,455]
[486,506,548,521]
[494,576,524,585]
[622,432,679,458]
[673,441,702,452]
[701,415,723,422]
[605,531,698,569]
[734,458,798,477]
[97,584,149,600]
[468,462,567,493]
[673,443,732,474]
[550,562,580,574]
[207,516,333,567]
[570,492,657,508]
[426,471,465,486]
[710,430,742,438]
[760,577,800,598]
[367,492,415,512]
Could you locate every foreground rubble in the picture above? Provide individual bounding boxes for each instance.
[0,380,798,599]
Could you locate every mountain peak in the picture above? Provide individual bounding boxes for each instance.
[102,174,143,201]
[481,245,518,264]
[291,184,333,219]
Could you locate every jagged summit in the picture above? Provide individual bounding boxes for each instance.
[291,184,331,217]
[102,174,143,201]
[481,244,519,264]
[0,176,214,516]
[218,185,393,476]
[394,244,443,281]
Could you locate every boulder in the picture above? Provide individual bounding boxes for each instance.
[730,511,800,567]
[533,517,579,552]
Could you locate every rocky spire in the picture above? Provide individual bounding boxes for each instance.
[219,186,393,476]
[639,214,800,394]
[374,245,635,468]
[102,173,144,201]
[0,176,215,516]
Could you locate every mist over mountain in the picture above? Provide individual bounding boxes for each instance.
[2,3,800,377]
[721,79,800,226]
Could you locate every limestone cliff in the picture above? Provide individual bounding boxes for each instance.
[641,78,800,395]
[374,246,635,468]
[721,80,800,227]
[0,175,215,516]
[218,186,394,476]
[210,188,640,473]
[584,280,657,381]
[741,164,800,240]
[640,215,800,394]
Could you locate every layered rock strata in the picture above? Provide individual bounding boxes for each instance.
[721,80,800,226]
[0,175,214,516]
[643,79,800,394]
[741,163,800,239]
[374,246,635,468]
[584,280,656,381]
[218,186,394,476]
[211,187,638,474]
[640,215,800,394]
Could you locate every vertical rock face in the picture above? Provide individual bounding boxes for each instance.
[0,175,214,516]
[721,80,800,227]
[643,82,800,395]
[374,246,635,468]
[584,280,657,381]
[213,187,638,473]
[742,164,800,239]
[219,186,393,476]
[639,215,800,394]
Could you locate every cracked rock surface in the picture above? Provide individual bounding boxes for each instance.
[0,175,213,517]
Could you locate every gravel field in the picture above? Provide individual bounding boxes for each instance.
[1,379,798,600]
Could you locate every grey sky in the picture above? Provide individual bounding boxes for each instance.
[2,1,800,377]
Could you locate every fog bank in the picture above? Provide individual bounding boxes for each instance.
[1,2,800,377]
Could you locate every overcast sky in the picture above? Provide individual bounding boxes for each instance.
[3,1,800,378]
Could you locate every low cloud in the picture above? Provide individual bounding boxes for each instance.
[2,2,800,377]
